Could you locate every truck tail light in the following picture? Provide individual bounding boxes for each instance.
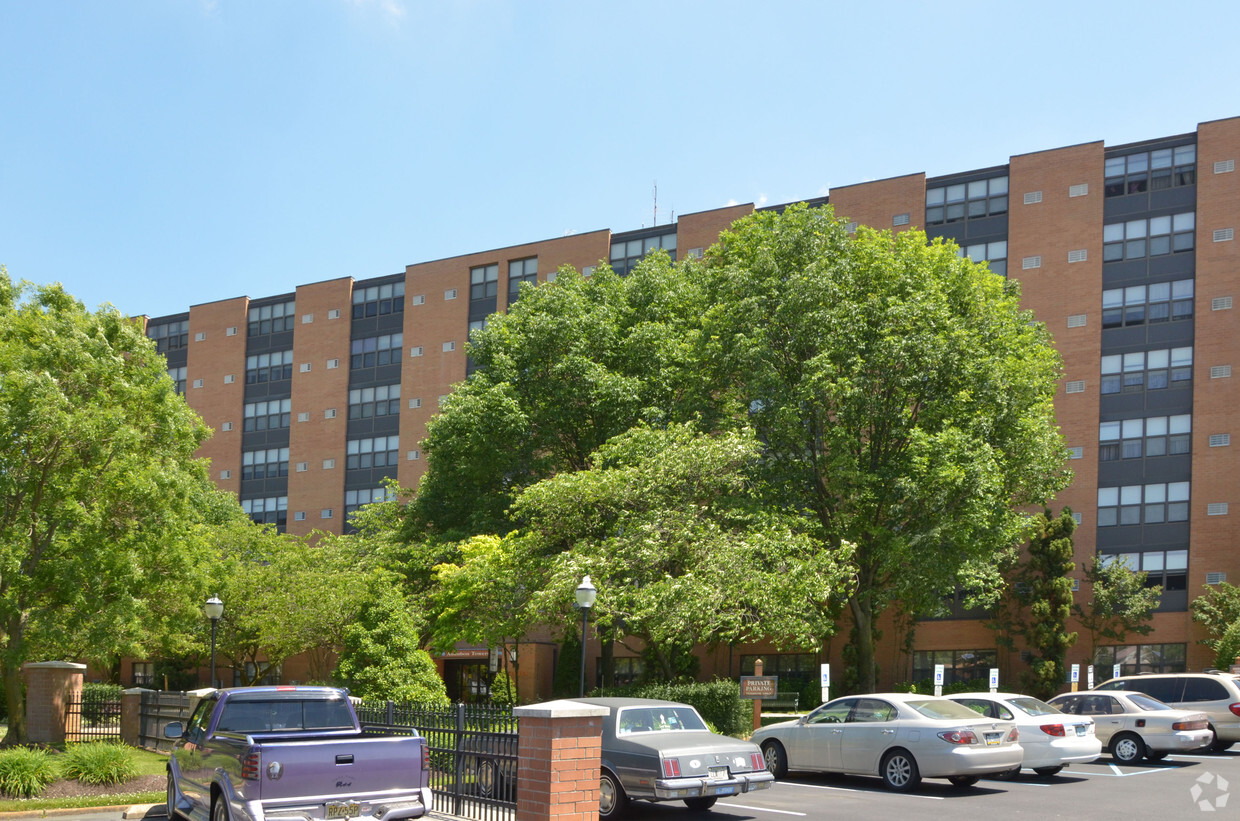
[750,753,765,771]
[937,729,978,745]
[1039,724,1066,737]
[241,750,261,781]
[662,758,681,778]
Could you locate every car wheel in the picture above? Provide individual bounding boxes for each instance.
[880,749,921,792]
[1111,732,1146,764]
[947,775,979,788]
[1208,726,1235,753]
[166,774,183,821]
[211,796,229,821]
[761,741,788,778]
[477,760,496,797]
[599,769,629,820]
[684,796,718,811]
[1146,750,1168,762]
[994,766,1020,780]
[1033,766,1063,777]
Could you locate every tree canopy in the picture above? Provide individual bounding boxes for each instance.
[0,271,217,741]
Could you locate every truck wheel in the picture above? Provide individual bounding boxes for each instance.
[166,775,183,821]
[599,769,629,819]
[211,796,230,821]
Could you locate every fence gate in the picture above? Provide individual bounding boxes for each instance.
[358,701,517,821]
[138,690,193,751]
[65,691,122,743]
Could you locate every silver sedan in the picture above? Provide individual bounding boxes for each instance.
[751,692,1022,791]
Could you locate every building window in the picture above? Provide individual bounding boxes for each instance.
[470,264,499,300]
[925,176,1008,225]
[322,509,334,519]
[241,447,290,480]
[1101,551,1188,597]
[1104,145,1196,197]
[740,653,818,687]
[508,257,538,304]
[911,649,998,686]
[221,421,233,432]
[348,383,400,420]
[328,309,341,319]
[194,331,206,341]
[960,240,1007,276]
[132,662,154,686]
[226,326,238,336]
[245,350,293,384]
[301,314,313,324]
[346,436,400,470]
[248,300,296,336]
[220,469,231,480]
[1093,642,1187,675]
[323,459,335,469]
[597,657,645,687]
[148,319,189,353]
[1099,414,1191,461]
[350,333,403,369]
[1101,279,1194,328]
[224,374,235,384]
[243,398,292,432]
[1097,482,1190,526]
[1100,347,1192,395]
[192,378,204,389]
[345,486,396,518]
[443,341,456,352]
[294,511,306,521]
[610,230,677,276]
[236,662,281,687]
[168,366,187,394]
[241,496,288,530]
[353,281,405,319]
[1103,212,1195,262]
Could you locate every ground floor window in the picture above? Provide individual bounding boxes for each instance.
[597,656,644,686]
[912,649,997,686]
[132,662,154,686]
[234,662,281,686]
[1094,642,1186,676]
[740,653,818,685]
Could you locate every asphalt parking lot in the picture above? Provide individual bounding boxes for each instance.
[619,749,1240,820]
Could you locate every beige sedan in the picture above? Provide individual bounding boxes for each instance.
[1048,690,1211,763]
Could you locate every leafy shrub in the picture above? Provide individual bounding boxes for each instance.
[0,747,56,798]
[81,682,124,725]
[598,679,750,738]
[489,671,517,706]
[59,742,138,786]
[894,677,990,695]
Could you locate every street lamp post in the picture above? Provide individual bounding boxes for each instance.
[204,596,224,689]
[575,576,597,698]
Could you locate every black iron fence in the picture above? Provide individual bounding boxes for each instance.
[65,691,122,742]
[357,700,517,821]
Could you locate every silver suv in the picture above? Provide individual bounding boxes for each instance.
[1095,672,1240,752]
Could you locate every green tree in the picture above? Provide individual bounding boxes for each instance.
[1073,554,1160,664]
[0,271,216,741]
[1191,582,1240,669]
[1008,510,1078,700]
[513,424,852,680]
[334,587,448,703]
[699,206,1070,692]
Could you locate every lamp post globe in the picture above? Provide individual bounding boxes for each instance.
[575,576,596,698]
[204,596,224,689]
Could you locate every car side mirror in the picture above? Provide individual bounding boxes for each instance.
[164,722,185,739]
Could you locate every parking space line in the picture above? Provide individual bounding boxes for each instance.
[782,781,944,799]
[717,802,807,816]
[1064,765,1182,778]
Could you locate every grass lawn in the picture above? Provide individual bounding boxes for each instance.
[0,745,168,813]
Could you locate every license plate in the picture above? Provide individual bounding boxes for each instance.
[1075,725,1087,737]
[708,766,729,780]
[327,801,360,818]
[984,732,1002,746]
[714,785,735,796]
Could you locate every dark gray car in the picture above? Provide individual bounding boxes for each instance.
[575,697,774,819]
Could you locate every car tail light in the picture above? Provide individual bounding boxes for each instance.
[750,753,765,771]
[1040,724,1066,737]
[1229,703,1240,718]
[662,758,681,778]
[937,729,979,745]
[1007,727,1019,742]
[1174,719,1209,731]
[241,750,261,781]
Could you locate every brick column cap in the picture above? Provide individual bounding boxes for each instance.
[123,688,154,695]
[513,700,610,719]
[23,662,87,671]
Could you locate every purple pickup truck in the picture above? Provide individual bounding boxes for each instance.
[165,686,431,821]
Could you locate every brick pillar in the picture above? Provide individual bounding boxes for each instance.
[513,699,608,821]
[22,661,85,744]
[121,688,148,746]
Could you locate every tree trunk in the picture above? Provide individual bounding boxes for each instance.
[2,620,28,745]
[601,634,614,689]
[849,595,877,694]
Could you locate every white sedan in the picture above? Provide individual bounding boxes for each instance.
[950,692,1101,776]
[1048,690,1212,763]
[751,692,1022,791]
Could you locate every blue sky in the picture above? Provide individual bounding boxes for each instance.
[2,0,1236,320]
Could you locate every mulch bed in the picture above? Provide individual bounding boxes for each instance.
[28,773,165,800]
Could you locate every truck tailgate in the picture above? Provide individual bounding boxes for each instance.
[253,735,426,802]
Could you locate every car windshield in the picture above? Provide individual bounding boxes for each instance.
[1008,697,1062,716]
[1129,694,1173,711]
[905,699,987,720]
[616,706,707,734]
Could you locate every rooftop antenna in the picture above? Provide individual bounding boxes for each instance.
[653,180,658,226]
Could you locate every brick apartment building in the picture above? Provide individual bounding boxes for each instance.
[138,116,1240,700]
